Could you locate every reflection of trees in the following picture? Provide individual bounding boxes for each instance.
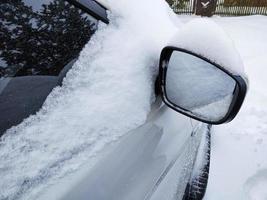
[0,67,4,77]
[0,0,96,77]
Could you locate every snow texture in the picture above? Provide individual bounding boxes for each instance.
[0,1,266,200]
[0,0,178,199]
[168,18,246,77]
[167,15,267,200]
[166,50,236,121]
[199,15,267,200]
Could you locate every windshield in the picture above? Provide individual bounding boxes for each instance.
[0,0,97,78]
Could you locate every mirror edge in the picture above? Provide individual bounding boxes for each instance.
[158,46,247,125]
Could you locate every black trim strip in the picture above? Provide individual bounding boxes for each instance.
[183,124,211,200]
[66,0,109,24]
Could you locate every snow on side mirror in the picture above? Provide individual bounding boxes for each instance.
[159,47,247,124]
[158,19,248,124]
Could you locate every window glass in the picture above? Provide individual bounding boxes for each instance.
[0,0,98,78]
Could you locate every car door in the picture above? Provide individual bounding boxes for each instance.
[0,0,108,135]
[38,97,209,200]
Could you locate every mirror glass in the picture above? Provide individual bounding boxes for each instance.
[165,51,237,122]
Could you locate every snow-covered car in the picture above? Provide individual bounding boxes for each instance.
[0,1,247,200]
[0,0,108,134]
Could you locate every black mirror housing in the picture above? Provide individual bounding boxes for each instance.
[158,46,247,125]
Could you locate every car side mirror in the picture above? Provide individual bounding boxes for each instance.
[158,47,247,124]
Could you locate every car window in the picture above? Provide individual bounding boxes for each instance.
[0,0,98,78]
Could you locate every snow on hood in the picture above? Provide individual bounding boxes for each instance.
[168,18,246,77]
[0,0,178,199]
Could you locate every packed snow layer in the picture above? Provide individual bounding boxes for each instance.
[0,0,178,199]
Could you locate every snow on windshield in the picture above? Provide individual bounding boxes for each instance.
[0,0,178,199]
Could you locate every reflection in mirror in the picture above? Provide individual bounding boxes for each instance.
[165,51,237,122]
[0,0,97,78]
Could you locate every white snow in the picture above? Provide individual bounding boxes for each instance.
[0,1,267,200]
[175,15,267,200]
[95,0,110,9]
[192,94,234,121]
[0,0,178,199]
[168,18,246,76]
[202,15,267,200]
[190,125,210,182]
[165,50,236,121]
